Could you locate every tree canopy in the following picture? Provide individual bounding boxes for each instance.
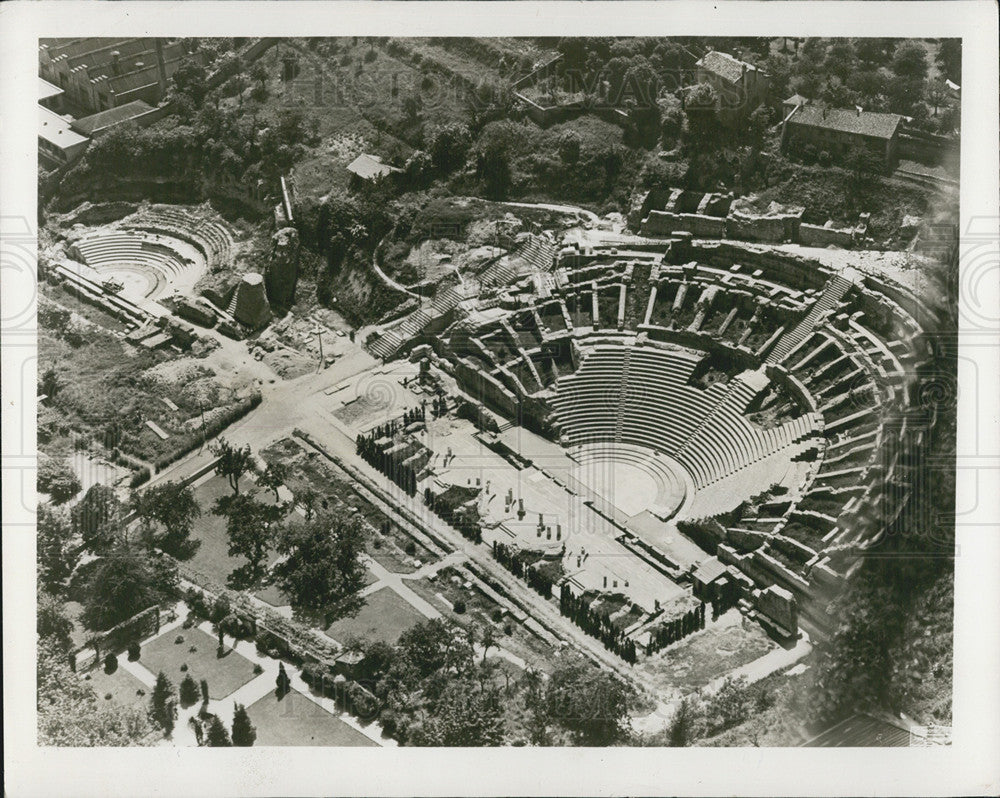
[272,512,368,619]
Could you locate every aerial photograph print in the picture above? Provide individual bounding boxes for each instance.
[28,32,968,755]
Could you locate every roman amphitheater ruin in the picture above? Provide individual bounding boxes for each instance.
[362,214,935,648]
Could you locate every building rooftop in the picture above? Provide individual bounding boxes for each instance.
[72,100,154,136]
[347,153,402,181]
[38,105,89,150]
[802,714,914,747]
[691,556,728,585]
[696,50,761,85]
[788,105,903,140]
[38,78,64,102]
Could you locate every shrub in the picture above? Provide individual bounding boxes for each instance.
[503,623,513,635]
[253,663,263,676]
[104,693,113,700]
[180,663,189,672]
[452,599,466,614]
[179,673,200,707]
[818,150,832,167]
[404,540,417,556]
[189,645,198,653]
[491,609,504,623]
[346,682,378,720]
[380,708,399,737]
[129,467,152,488]
[104,653,118,674]
[127,642,141,661]
[174,635,184,645]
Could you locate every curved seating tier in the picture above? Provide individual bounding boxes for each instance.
[122,205,236,268]
[73,231,205,299]
[552,344,821,490]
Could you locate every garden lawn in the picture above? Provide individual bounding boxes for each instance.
[84,663,150,709]
[246,688,377,746]
[187,474,282,587]
[139,626,256,700]
[324,586,425,646]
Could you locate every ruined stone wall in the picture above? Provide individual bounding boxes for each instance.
[682,241,831,292]
[799,222,856,248]
[756,584,798,634]
[453,358,518,419]
[641,211,727,238]
[726,210,800,243]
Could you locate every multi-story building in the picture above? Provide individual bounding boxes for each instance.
[693,50,769,126]
[38,38,199,114]
[781,104,903,169]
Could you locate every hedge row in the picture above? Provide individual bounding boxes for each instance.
[153,393,262,473]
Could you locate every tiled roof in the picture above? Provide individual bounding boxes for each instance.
[347,153,401,180]
[788,105,902,140]
[696,50,758,85]
[72,100,154,135]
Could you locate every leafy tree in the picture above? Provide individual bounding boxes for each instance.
[213,491,282,586]
[407,678,504,746]
[667,695,701,746]
[657,94,684,145]
[557,131,582,165]
[936,39,961,82]
[205,714,232,747]
[276,662,291,699]
[172,59,210,106]
[272,512,368,619]
[478,140,512,200]
[855,37,897,67]
[37,503,78,593]
[37,638,155,746]
[210,438,255,495]
[257,461,287,503]
[179,673,200,708]
[80,544,178,631]
[846,144,884,190]
[129,480,201,556]
[398,619,473,680]
[37,457,81,504]
[71,483,123,554]
[150,671,176,733]
[706,676,752,734]
[428,123,471,173]
[231,702,257,746]
[925,79,948,116]
[544,656,635,745]
[891,41,929,81]
[37,591,74,650]
[824,40,857,82]
[683,83,719,146]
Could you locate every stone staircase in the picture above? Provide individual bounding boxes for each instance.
[765,273,853,364]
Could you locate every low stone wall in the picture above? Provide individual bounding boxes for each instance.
[641,210,727,238]
[726,209,800,243]
[799,222,855,248]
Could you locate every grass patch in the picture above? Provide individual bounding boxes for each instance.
[323,586,425,646]
[246,687,378,746]
[140,626,257,700]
